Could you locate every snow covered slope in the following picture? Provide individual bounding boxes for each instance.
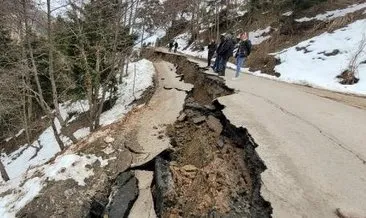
[274,19,366,95]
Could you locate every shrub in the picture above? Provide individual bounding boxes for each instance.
[337,35,366,85]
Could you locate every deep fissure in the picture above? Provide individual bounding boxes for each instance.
[88,51,272,218]
[152,51,272,217]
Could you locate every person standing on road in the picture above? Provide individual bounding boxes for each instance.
[234,32,252,78]
[174,42,178,53]
[207,39,217,67]
[212,34,225,72]
[216,33,235,76]
[169,41,174,52]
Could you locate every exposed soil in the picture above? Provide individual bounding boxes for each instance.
[153,51,272,218]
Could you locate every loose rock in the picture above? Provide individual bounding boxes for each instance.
[186,102,206,110]
[204,104,216,110]
[177,113,187,122]
[206,115,223,134]
[181,165,198,172]
[107,171,138,218]
[192,116,206,124]
[217,138,224,148]
[104,136,115,144]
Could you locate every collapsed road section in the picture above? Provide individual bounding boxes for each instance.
[86,51,272,218]
[152,51,272,218]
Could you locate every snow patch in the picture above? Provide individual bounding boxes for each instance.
[249,26,272,45]
[100,59,155,126]
[283,11,293,16]
[0,153,108,217]
[237,10,248,16]
[15,129,24,138]
[42,154,101,186]
[173,33,191,50]
[274,19,366,95]
[61,100,89,123]
[102,145,115,155]
[135,28,166,48]
[74,127,90,140]
[2,125,65,180]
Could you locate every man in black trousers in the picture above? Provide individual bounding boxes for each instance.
[216,33,235,76]
[207,39,216,67]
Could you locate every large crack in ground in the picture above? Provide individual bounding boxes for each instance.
[152,51,272,218]
[85,51,272,218]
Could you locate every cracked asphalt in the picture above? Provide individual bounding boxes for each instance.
[188,57,366,218]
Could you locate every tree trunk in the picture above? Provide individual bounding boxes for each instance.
[128,0,134,33]
[22,88,32,146]
[0,160,9,182]
[140,17,145,48]
[51,120,65,151]
[19,15,32,146]
[47,0,77,144]
[216,2,220,42]
[23,0,49,114]
[23,0,70,150]
[47,0,61,122]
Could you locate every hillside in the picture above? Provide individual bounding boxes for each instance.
[1,0,366,217]
[165,0,366,95]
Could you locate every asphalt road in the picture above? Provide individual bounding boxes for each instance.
[190,57,366,218]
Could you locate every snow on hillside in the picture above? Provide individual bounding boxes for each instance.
[283,11,293,16]
[274,19,366,95]
[136,28,166,47]
[173,19,366,96]
[174,33,191,50]
[249,26,272,45]
[101,59,155,126]
[173,25,272,60]
[1,59,155,181]
[296,2,366,22]
[0,59,156,217]
[0,153,109,218]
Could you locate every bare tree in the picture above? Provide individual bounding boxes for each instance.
[337,34,366,85]
[67,0,135,131]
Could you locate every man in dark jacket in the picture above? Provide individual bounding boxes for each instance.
[168,41,174,52]
[212,34,225,72]
[207,39,216,67]
[216,33,235,76]
[174,42,178,53]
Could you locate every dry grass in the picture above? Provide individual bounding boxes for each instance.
[327,13,357,32]
[295,0,366,17]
